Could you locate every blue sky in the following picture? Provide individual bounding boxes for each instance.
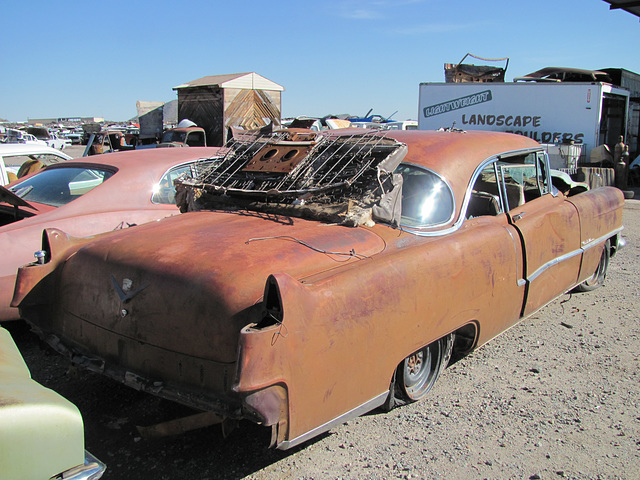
[1,0,638,123]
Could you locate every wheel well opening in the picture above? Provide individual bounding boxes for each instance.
[611,234,624,257]
[450,322,479,365]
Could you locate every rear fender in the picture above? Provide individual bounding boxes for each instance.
[567,187,624,283]
[12,228,102,310]
[234,273,314,447]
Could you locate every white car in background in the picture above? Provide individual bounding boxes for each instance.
[25,127,71,150]
[45,132,72,150]
[19,133,48,146]
[0,143,72,185]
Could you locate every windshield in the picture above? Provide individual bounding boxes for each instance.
[9,167,114,207]
[162,131,187,143]
[396,164,454,227]
[4,153,67,168]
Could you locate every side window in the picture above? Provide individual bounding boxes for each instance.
[498,152,549,211]
[466,151,550,219]
[4,154,66,169]
[466,163,502,219]
[152,164,193,204]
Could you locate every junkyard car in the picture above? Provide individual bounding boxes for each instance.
[0,143,72,185]
[0,326,105,479]
[45,132,72,150]
[26,127,72,150]
[13,130,624,449]
[0,146,221,321]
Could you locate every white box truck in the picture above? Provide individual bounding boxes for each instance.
[418,81,630,164]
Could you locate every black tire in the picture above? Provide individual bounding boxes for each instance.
[576,240,610,292]
[383,334,453,410]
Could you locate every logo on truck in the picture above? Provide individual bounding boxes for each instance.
[423,90,492,118]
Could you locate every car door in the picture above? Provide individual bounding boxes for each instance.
[499,151,582,317]
[0,156,7,185]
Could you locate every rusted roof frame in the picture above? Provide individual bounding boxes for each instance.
[186,131,405,199]
[603,0,640,19]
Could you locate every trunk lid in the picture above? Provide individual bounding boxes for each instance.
[55,211,386,364]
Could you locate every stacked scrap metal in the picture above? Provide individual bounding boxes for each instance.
[176,130,407,226]
[444,53,509,83]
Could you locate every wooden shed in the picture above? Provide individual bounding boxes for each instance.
[173,72,284,146]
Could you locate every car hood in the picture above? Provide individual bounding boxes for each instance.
[52,211,386,364]
[0,184,38,211]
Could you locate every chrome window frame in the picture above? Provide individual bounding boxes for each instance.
[398,147,547,237]
[150,160,197,205]
[150,156,223,204]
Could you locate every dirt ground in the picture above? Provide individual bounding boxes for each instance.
[7,184,640,480]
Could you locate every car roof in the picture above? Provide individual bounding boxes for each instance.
[175,129,541,229]
[383,130,540,170]
[5,147,225,216]
[50,146,223,174]
[382,129,542,201]
[0,143,73,160]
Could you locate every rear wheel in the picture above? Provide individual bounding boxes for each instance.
[383,334,453,410]
[576,240,610,292]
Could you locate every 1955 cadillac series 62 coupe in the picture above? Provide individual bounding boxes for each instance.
[12,129,624,449]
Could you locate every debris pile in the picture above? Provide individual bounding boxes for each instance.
[444,53,509,83]
[176,130,407,226]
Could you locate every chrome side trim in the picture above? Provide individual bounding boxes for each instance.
[527,227,623,283]
[277,392,388,450]
[581,227,623,251]
[527,249,583,283]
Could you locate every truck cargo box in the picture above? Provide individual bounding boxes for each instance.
[418,82,630,163]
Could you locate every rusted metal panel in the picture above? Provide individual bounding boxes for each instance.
[508,194,583,317]
[243,143,313,173]
[235,218,527,444]
[568,186,625,283]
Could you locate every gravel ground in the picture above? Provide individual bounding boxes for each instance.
[63,144,87,158]
[7,185,640,480]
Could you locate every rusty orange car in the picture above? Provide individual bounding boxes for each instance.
[13,129,624,449]
[0,146,221,321]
